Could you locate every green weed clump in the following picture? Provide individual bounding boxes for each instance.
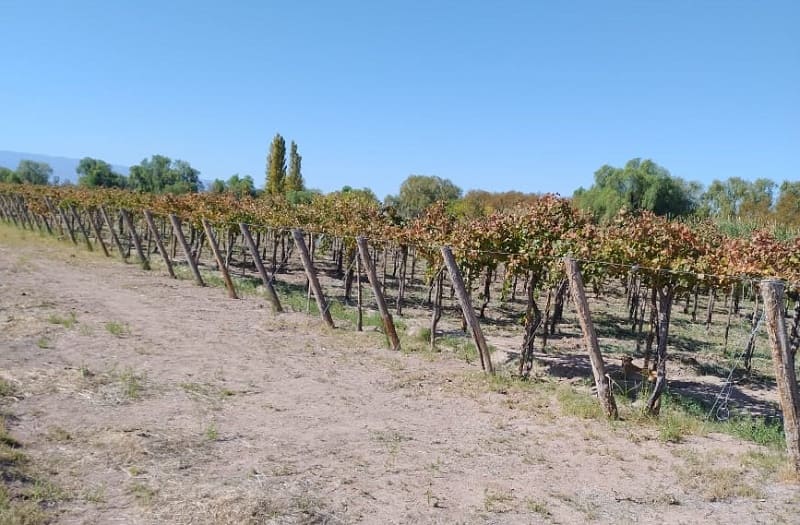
[105,321,129,337]
[556,385,605,421]
[48,311,77,328]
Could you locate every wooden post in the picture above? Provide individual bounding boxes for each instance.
[356,237,401,350]
[760,279,800,474]
[16,197,33,230]
[69,206,94,252]
[291,229,335,328]
[239,223,283,313]
[58,205,78,245]
[121,209,150,270]
[201,218,238,299]
[431,268,444,351]
[43,197,63,237]
[144,210,176,278]
[440,246,494,373]
[356,255,363,331]
[87,209,110,257]
[564,257,619,419]
[100,206,127,261]
[169,214,204,286]
[397,245,408,315]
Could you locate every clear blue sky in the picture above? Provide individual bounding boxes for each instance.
[1,1,797,199]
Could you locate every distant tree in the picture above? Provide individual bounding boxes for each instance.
[699,177,776,221]
[128,155,201,194]
[209,179,226,193]
[286,141,305,192]
[14,160,52,185]
[739,178,776,221]
[573,158,697,221]
[265,133,287,195]
[385,175,462,219]
[340,185,378,202]
[286,189,322,205]
[451,190,542,218]
[775,181,800,228]
[0,166,20,183]
[76,157,126,188]
[210,174,256,198]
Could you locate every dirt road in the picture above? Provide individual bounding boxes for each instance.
[0,227,796,524]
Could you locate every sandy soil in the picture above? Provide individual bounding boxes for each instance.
[0,228,797,524]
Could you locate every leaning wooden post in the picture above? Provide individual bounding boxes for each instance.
[292,229,335,328]
[240,223,283,313]
[564,258,618,419]
[87,209,110,257]
[56,204,77,245]
[100,206,127,261]
[15,197,33,230]
[201,218,238,299]
[760,279,800,474]
[169,214,204,286]
[356,255,363,331]
[144,210,176,278]
[356,237,401,350]
[69,205,94,252]
[440,246,494,373]
[121,209,150,270]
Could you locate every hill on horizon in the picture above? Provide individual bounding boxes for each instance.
[0,150,130,185]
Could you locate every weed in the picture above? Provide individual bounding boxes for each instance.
[416,327,432,342]
[128,481,157,505]
[105,321,129,337]
[553,492,598,520]
[271,464,295,476]
[526,498,551,517]
[0,418,24,462]
[371,430,411,457]
[722,416,784,448]
[35,337,52,349]
[0,485,48,524]
[180,382,209,396]
[127,466,144,477]
[741,449,786,475]
[47,311,77,329]
[0,379,16,398]
[483,488,514,513]
[685,464,763,501]
[205,422,219,441]
[656,409,706,443]
[81,485,106,503]
[370,430,411,444]
[26,480,68,503]
[118,368,145,399]
[438,334,480,363]
[45,426,72,442]
[556,385,605,420]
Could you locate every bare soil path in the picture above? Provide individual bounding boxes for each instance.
[0,228,797,524]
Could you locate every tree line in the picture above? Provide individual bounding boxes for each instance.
[1,149,797,228]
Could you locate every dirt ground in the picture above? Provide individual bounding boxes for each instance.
[0,227,797,524]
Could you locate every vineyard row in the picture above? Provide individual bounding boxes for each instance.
[2,183,800,470]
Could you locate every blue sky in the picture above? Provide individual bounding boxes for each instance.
[1,1,797,199]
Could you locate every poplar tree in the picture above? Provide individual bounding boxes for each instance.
[265,133,287,195]
[286,141,305,192]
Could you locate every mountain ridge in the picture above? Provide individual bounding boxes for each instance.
[0,150,130,185]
